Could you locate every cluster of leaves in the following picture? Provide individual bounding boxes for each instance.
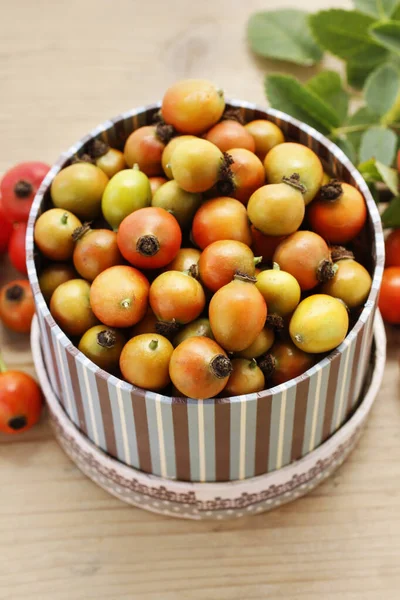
[247,0,400,226]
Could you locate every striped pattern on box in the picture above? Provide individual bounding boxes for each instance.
[26,101,384,483]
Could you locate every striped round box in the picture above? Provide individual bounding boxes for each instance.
[26,101,384,483]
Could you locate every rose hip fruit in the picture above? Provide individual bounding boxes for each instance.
[385,229,400,267]
[39,264,77,302]
[289,294,349,353]
[192,196,252,249]
[256,267,301,320]
[264,142,323,205]
[169,337,232,399]
[34,208,82,261]
[120,334,174,391]
[150,271,206,326]
[224,358,265,396]
[261,341,315,386]
[151,180,202,229]
[209,273,267,352]
[1,161,50,223]
[235,327,274,359]
[117,207,182,269]
[51,162,109,221]
[205,120,255,153]
[90,265,150,328]
[73,226,123,282]
[247,180,305,236]
[161,135,196,179]
[164,247,201,273]
[170,138,224,193]
[50,279,99,337]
[101,165,152,230]
[321,258,372,309]
[78,325,125,371]
[244,120,285,160]
[220,148,265,205]
[172,317,214,347]
[93,144,126,178]
[308,180,367,244]
[124,125,165,176]
[273,231,336,291]
[162,79,225,135]
[198,240,259,292]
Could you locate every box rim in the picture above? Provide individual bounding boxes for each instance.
[26,100,385,405]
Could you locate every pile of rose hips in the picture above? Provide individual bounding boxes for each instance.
[31,79,375,400]
[0,162,50,434]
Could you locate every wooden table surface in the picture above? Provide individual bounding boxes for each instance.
[1,0,400,598]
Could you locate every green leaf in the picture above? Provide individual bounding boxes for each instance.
[265,74,340,134]
[370,21,400,55]
[332,135,357,164]
[346,61,383,89]
[392,4,400,19]
[345,107,381,153]
[309,9,388,64]
[306,71,349,122]
[247,10,323,66]
[359,125,398,164]
[381,196,400,226]
[364,64,400,117]
[376,161,400,194]
[358,157,399,194]
[354,0,398,18]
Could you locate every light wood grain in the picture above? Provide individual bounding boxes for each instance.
[1,0,400,598]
